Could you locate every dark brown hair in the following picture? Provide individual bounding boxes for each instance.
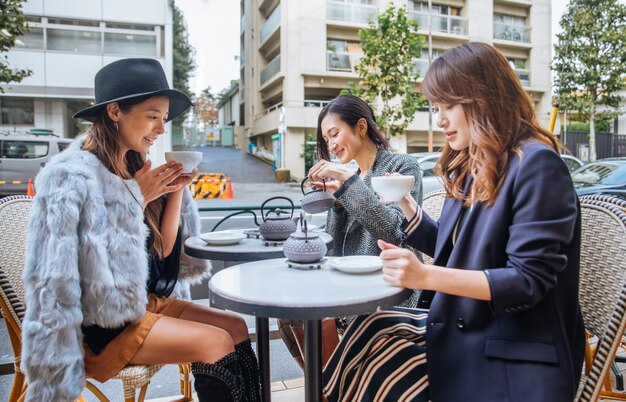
[82,95,166,257]
[421,42,560,206]
[316,94,389,161]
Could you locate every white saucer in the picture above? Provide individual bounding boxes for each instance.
[199,231,246,246]
[329,256,383,274]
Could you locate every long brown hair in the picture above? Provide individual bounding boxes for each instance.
[316,94,390,161]
[82,95,166,257]
[421,42,560,206]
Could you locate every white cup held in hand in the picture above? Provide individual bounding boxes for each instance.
[164,151,202,173]
[371,175,415,202]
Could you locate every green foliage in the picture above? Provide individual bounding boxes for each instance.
[171,1,196,129]
[0,0,32,92]
[552,0,626,158]
[343,4,425,137]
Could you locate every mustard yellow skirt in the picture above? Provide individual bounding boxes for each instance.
[84,294,190,382]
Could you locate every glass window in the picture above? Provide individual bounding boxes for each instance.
[48,18,99,27]
[104,32,157,56]
[1,141,49,159]
[15,27,44,49]
[0,97,34,125]
[106,22,154,31]
[47,28,102,53]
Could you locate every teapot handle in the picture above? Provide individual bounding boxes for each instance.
[301,177,326,196]
[260,196,295,221]
[303,219,308,242]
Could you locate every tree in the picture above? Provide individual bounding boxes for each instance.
[0,0,32,91]
[171,0,196,132]
[552,0,626,161]
[344,4,425,137]
[195,86,218,127]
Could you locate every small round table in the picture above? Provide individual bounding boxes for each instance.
[184,229,333,401]
[209,257,411,402]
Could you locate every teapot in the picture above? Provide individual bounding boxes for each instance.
[283,212,328,263]
[300,177,335,214]
[259,196,297,241]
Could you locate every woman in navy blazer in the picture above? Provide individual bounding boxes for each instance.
[323,42,585,402]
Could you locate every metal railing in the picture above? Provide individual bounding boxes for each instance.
[326,50,363,72]
[326,0,377,24]
[493,22,531,43]
[260,3,281,44]
[260,54,281,85]
[514,68,530,86]
[409,11,467,35]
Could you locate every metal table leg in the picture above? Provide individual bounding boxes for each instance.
[304,319,322,402]
[256,317,271,402]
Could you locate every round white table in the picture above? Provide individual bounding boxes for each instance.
[209,257,411,402]
[184,229,333,401]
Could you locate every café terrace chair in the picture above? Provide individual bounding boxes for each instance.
[0,195,192,402]
[574,198,626,401]
[419,189,447,265]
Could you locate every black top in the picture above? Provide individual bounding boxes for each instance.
[82,228,182,354]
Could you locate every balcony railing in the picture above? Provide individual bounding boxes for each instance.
[409,11,468,35]
[326,50,363,72]
[326,1,377,24]
[493,22,531,43]
[514,68,530,86]
[260,54,281,85]
[260,4,281,44]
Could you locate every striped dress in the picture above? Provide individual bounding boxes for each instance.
[323,307,430,402]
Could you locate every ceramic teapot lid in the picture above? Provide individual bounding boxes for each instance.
[290,219,319,239]
[266,208,291,220]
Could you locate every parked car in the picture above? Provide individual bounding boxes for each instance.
[0,133,72,195]
[570,158,626,200]
[561,154,584,173]
[410,151,443,194]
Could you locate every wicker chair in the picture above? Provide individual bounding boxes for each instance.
[420,189,447,265]
[580,194,626,213]
[574,198,626,401]
[0,195,192,402]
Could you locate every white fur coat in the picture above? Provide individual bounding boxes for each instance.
[21,139,211,401]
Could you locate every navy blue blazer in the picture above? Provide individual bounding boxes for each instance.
[405,141,585,402]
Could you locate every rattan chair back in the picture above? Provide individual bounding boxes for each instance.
[575,199,626,402]
[580,194,626,213]
[420,189,447,265]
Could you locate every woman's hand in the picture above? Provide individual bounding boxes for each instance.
[168,167,198,189]
[378,239,429,290]
[134,160,185,205]
[308,159,355,194]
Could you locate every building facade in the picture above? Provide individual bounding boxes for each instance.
[240,0,552,179]
[1,0,175,162]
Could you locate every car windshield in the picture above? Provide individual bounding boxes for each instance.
[571,162,626,185]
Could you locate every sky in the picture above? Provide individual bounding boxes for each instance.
[175,0,572,98]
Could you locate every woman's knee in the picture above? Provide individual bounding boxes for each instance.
[226,313,250,343]
[197,327,236,363]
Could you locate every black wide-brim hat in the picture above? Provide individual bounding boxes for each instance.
[73,58,193,123]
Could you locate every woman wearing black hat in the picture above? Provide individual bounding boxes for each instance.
[21,58,259,402]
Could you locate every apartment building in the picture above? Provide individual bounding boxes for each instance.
[240,0,552,179]
[1,0,175,160]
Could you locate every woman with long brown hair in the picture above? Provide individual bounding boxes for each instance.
[21,58,259,402]
[323,43,584,402]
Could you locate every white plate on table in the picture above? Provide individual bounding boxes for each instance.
[199,231,246,246]
[329,256,383,274]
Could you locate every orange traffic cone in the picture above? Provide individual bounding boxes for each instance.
[26,178,35,197]
[223,177,234,200]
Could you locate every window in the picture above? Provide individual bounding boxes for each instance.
[1,141,49,159]
[47,28,102,53]
[14,27,44,50]
[0,97,34,125]
[104,32,157,56]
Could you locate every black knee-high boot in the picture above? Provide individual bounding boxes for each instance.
[191,352,247,402]
[235,339,261,402]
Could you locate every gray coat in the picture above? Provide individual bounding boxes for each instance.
[327,149,423,256]
[327,149,423,322]
[21,139,210,401]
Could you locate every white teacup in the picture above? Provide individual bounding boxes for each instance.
[371,175,415,202]
[164,151,202,173]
